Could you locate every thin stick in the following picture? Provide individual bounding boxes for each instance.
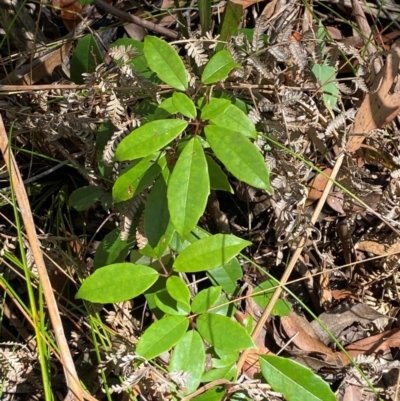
[93,0,179,39]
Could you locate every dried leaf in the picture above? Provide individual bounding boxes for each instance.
[310,303,389,346]
[280,311,346,366]
[347,40,400,153]
[346,328,400,357]
[357,240,386,255]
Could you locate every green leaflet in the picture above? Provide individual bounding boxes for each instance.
[172,92,197,118]
[69,185,103,211]
[173,234,250,273]
[169,330,206,394]
[204,125,272,193]
[206,155,233,193]
[112,154,162,202]
[70,34,102,84]
[93,228,135,269]
[201,98,231,120]
[144,36,188,90]
[136,315,189,360]
[260,355,336,401]
[202,50,240,84]
[253,279,292,317]
[144,174,174,257]
[312,63,338,110]
[115,120,187,161]
[191,287,221,314]
[197,313,255,351]
[154,289,191,315]
[209,104,257,139]
[167,275,191,306]
[76,263,158,303]
[168,137,210,240]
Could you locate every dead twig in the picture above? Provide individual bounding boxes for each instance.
[93,0,179,39]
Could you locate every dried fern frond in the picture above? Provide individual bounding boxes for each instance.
[336,81,356,95]
[103,128,130,165]
[109,44,138,63]
[120,196,144,241]
[289,40,307,69]
[106,91,126,126]
[185,41,209,66]
[378,178,400,220]
[248,55,275,78]
[253,15,269,52]
[336,41,366,66]
[135,211,148,249]
[248,108,261,124]
[324,108,356,137]
[227,38,247,64]
[268,46,290,62]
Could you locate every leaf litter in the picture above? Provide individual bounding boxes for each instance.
[3,0,400,400]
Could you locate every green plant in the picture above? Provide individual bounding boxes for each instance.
[68,31,336,400]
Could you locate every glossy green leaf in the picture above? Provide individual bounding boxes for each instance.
[144,36,188,90]
[94,228,135,269]
[191,287,221,314]
[135,156,167,197]
[76,263,158,303]
[211,348,238,368]
[172,92,197,119]
[260,355,336,401]
[115,120,187,161]
[204,125,272,193]
[69,185,103,211]
[207,258,242,294]
[197,313,255,351]
[168,137,210,240]
[202,50,240,84]
[253,279,291,316]
[201,98,231,120]
[167,276,191,306]
[112,155,157,202]
[154,289,191,315]
[206,156,233,193]
[174,234,250,273]
[70,34,103,84]
[136,315,189,360]
[312,63,338,110]
[145,175,174,257]
[169,330,205,394]
[210,104,257,139]
[207,294,236,316]
[154,97,179,119]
